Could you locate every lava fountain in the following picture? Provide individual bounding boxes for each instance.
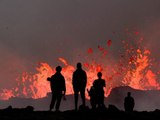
[0,30,159,100]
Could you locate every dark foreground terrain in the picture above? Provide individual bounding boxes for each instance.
[1,107,160,120]
[1,86,160,111]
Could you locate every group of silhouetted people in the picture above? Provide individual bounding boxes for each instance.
[47,62,135,112]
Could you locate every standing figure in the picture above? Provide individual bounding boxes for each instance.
[93,72,106,108]
[124,92,135,112]
[47,66,66,111]
[87,86,96,109]
[72,62,87,110]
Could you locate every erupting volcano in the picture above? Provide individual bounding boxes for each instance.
[0,30,159,100]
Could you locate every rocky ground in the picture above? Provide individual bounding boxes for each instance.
[0,106,160,120]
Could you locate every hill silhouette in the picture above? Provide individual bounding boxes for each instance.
[0,86,160,111]
[107,86,160,111]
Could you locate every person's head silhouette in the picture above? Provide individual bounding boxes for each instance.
[127,92,131,97]
[77,62,82,69]
[56,66,62,73]
[97,72,102,79]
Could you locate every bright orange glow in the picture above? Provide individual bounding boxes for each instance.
[59,57,68,66]
[123,49,159,90]
[0,30,159,100]
[0,89,15,100]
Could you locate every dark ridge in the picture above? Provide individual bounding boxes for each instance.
[107,86,160,111]
[1,86,160,111]
[0,106,160,120]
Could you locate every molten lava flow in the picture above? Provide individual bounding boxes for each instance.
[123,49,159,90]
[0,89,15,100]
[15,63,54,99]
[0,30,159,100]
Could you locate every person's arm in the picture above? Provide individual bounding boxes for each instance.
[72,72,75,86]
[84,71,87,86]
[63,77,66,95]
[93,80,96,87]
[132,97,135,106]
[47,77,51,81]
[47,75,54,81]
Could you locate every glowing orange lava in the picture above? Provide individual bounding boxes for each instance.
[0,30,159,100]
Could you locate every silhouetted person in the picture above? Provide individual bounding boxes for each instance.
[47,66,66,111]
[124,92,135,112]
[87,86,96,109]
[72,62,87,110]
[93,72,106,108]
